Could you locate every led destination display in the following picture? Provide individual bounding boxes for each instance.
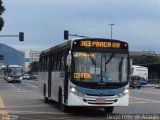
[73,39,128,49]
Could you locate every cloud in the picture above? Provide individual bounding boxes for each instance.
[1,0,160,53]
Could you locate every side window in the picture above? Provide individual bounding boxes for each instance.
[47,57,49,71]
[51,51,65,71]
[39,57,42,71]
[59,52,62,70]
[56,52,61,70]
[39,49,70,71]
[54,53,57,70]
[44,57,46,71]
[42,57,45,71]
[44,57,49,71]
[51,55,54,71]
[61,50,67,70]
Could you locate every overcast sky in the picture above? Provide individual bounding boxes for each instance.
[1,0,160,53]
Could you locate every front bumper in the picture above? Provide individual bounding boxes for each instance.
[67,92,129,107]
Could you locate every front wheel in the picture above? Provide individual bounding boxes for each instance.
[104,107,114,114]
[138,86,141,89]
[58,90,68,112]
[43,85,49,103]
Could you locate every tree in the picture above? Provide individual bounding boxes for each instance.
[131,55,160,65]
[28,61,39,74]
[0,0,5,31]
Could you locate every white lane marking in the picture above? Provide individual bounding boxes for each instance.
[0,96,5,108]
[0,91,38,92]
[9,83,21,90]
[0,96,8,115]
[130,96,160,104]
[132,90,160,95]
[9,83,17,88]
[22,82,38,88]
[5,104,52,108]
[5,110,67,115]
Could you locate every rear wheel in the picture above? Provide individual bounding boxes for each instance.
[104,107,114,114]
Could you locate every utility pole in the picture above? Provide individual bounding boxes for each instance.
[108,24,114,39]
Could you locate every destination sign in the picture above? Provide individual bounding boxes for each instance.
[73,39,128,49]
[73,73,91,79]
[80,41,120,48]
[74,52,95,57]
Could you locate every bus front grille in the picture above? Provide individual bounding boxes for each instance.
[83,98,118,104]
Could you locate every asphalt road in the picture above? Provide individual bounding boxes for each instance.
[0,79,160,120]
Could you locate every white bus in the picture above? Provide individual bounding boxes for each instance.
[38,38,130,113]
[3,65,23,83]
[131,65,148,85]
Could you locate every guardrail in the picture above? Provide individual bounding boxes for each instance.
[148,79,160,84]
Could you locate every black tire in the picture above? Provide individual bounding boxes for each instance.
[104,107,114,114]
[58,90,68,112]
[138,86,141,89]
[43,85,49,103]
[44,96,49,103]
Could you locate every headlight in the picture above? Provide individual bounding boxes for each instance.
[20,76,23,80]
[8,77,11,80]
[70,86,85,97]
[124,89,129,94]
[117,88,129,97]
[70,87,76,92]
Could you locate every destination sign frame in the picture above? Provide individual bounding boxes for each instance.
[72,39,128,49]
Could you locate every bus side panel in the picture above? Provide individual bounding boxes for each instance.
[38,72,42,94]
[51,71,64,102]
[132,66,148,85]
[38,72,44,95]
[38,72,48,97]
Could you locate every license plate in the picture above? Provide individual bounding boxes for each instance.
[96,98,106,103]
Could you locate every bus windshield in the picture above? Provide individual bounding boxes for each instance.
[8,67,23,76]
[71,51,128,84]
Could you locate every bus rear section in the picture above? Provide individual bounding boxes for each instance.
[39,38,130,113]
[131,65,148,85]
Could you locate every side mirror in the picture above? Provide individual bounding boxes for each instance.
[66,54,71,66]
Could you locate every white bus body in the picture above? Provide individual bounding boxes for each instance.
[3,65,23,83]
[131,65,148,85]
[38,38,130,113]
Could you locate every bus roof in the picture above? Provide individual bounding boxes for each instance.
[132,65,148,69]
[40,40,71,56]
[7,65,22,68]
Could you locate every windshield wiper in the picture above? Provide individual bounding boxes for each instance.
[103,53,115,74]
[105,53,115,65]
[118,57,124,82]
[89,55,96,65]
[84,51,97,74]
